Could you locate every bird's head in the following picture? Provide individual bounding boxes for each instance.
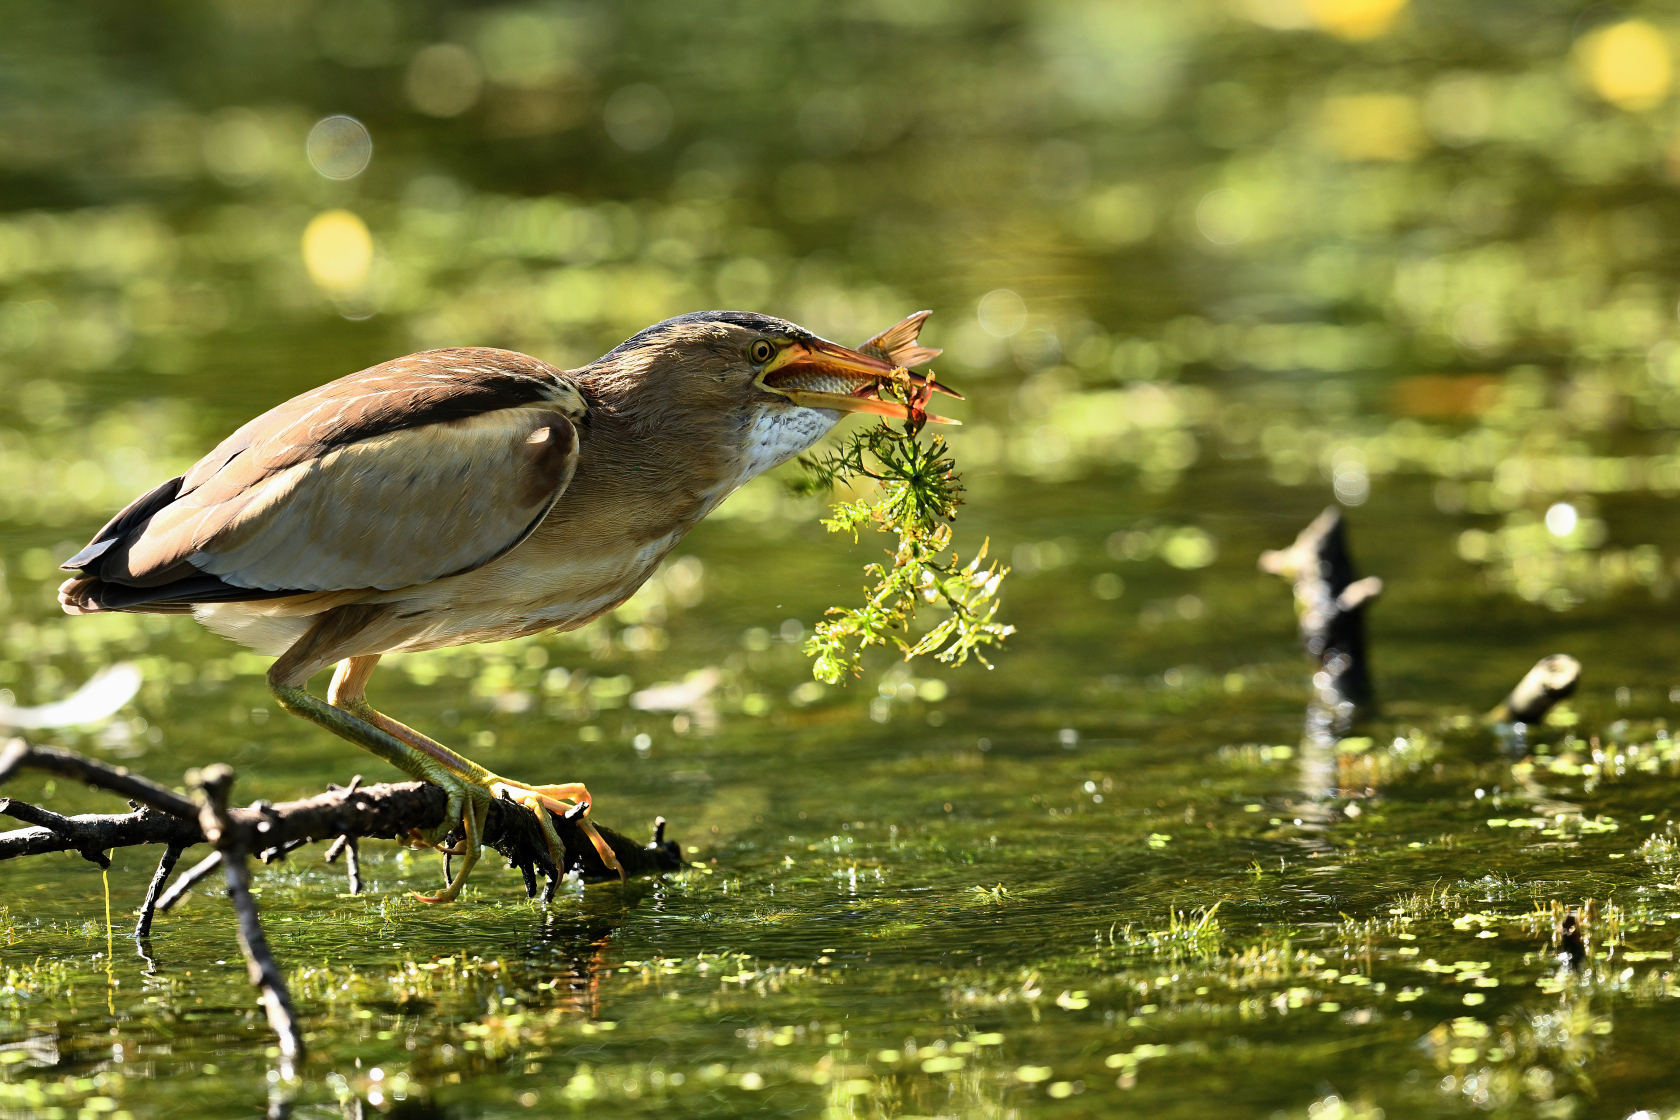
[589,310,958,438]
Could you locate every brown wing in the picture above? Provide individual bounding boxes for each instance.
[858,310,942,370]
[60,347,584,611]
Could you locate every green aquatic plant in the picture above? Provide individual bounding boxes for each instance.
[792,403,1013,684]
[967,883,1013,905]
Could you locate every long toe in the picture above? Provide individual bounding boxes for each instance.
[579,817,625,882]
[411,798,487,904]
[513,793,569,879]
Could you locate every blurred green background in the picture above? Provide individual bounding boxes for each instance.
[7,1,1680,1118]
[6,0,1680,607]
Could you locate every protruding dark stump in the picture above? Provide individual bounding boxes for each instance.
[1489,654,1580,725]
[1260,507,1382,736]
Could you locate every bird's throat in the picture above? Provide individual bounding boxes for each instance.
[736,405,840,482]
[697,404,840,520]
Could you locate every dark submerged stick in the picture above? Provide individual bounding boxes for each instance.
[154,851,224,914]
[1260,507,1383,735]
[322,776,364,894]
[192,764,305,1070]
[345,838,362,895]
[134,841,185,938]
[323,833,363,895]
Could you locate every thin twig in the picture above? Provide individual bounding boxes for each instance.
[134,841,184,938]
[344,836,361,895]
[155,851,223,913]
[0,739,196,818]
[258,839,309,864]
[320,775,364,894]
[193,764,304,1070]
[322,832,364,894]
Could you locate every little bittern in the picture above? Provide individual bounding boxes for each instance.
[58,311,955,901]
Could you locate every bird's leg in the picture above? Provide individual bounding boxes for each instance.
[329,686,622,881]
[302,656,623,889]
[268,666,487,902]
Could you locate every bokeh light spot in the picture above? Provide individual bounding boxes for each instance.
[1082,184,1156,246]
[603,85,673,152]
[1304,0,1409,40]
[302,209,373,293]
[1195,189,1253,245]
[977,290,1027,338]
[306,116,372,180]
[1581,21,1672,111]
[1318,94,1424,161]
[406,44,483,118]
[201,108,274,187]
[477,10,574,89]
[1161,527,1217,569]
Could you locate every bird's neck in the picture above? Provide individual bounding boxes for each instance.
[572,352,842,508]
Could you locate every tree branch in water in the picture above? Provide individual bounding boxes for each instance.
[0,738,680,883]
[0,736,684,1059]
[1488,653,1581,725]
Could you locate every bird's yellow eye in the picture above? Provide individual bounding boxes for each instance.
[750,339,775,364]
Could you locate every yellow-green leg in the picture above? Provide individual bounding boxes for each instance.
[269,655,623,903]
[268,680,493,902]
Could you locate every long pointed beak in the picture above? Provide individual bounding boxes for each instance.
[757,337,961,425]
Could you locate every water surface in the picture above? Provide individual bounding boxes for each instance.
[4,2,1680,1117]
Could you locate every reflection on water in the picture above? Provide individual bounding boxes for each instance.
[5,0,1680,1117]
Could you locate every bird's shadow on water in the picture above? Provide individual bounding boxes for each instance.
[520,901,641,1017]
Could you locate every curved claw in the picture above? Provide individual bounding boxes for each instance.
[530,786,623,883]
[577,816,626,883]
[411,797,487,904]
[499,782,626,886]
[510,792,568,876]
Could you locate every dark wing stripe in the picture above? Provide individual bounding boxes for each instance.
[181,348,564,497]
[61,474,184,575]
[58,347,581,615]
[66,574,296,612]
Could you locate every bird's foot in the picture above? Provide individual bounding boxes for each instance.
[491,779,625,885]
[267,684,620,901]
[408,775,490,904]
[405,772,622,904]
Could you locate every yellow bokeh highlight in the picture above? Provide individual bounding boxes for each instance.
[1318,94,1425,161]
[1304,0,1408,40]
[1580,21,1672,111]
[301,209,373,293]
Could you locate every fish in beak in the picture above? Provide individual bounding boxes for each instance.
[757,318,961,426]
